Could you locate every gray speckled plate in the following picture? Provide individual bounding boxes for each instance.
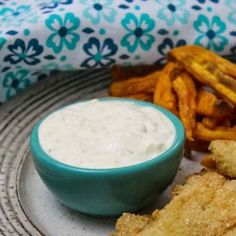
[0,69,203,236]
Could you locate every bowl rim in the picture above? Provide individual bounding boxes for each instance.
[30,97,185,175]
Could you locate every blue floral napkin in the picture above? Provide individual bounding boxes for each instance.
[0,0,236,102]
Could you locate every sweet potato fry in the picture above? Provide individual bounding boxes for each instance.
[123,93,153,102]
[215,125,236,131]
[169,46,236,104]
[185,140,210,152]
[218,119,232,127]
[110,46,236,152]
[181,72,197,129]
[173,74,196,141]
[202,117,217,129]
[154,62,181,115]
[169,45,236,78]
[109,71,160,96]
[111,65,160,81]
[230,115,236,127]
[201,154,216,169]
[196,90,234,118]
[194,122,236,141]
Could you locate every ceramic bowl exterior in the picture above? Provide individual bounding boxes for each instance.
[30,98,185,216]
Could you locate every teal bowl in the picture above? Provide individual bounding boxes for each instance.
[30,98,185,216]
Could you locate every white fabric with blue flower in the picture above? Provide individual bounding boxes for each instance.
[0,0,235,102]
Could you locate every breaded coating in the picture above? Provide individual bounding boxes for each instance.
[209,140,236,178]
[114,213,153,236]
[113,172,236,236]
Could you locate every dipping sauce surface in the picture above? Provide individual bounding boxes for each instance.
[38,100,176,168]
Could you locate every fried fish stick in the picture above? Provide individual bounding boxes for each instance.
[113,171,236,236]
[154,62,180,115]
[123,93,153,102]
[169,46,236,104]
[114,213,152,236]
[109,71,160,96]
[194,122,236,141]
[200,140,236,178]
[196,90,234,118]
[173,76,195,140]
[208,140,236,178]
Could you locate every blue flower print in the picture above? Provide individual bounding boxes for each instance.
[0,5,39,27]
[37,73,49,82]
[4,39,43,65]
[0,37,6,50]
[2,70,31,100]
[193,15,228,51]
[81,37,118,68]
[80,0,117,24]
[36,0,73,10]
[156,38,186,64]
[230,44,236,55]
[42,62,60,71]
[226,0,236,25]
[156,0,190,26]
[42,62,75,71]
[121,13,155,53]
[46,13,80,54]
[194,0,219,3]
[0,0,9,5]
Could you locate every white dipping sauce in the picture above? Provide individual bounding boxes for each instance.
[39,99,176,169]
